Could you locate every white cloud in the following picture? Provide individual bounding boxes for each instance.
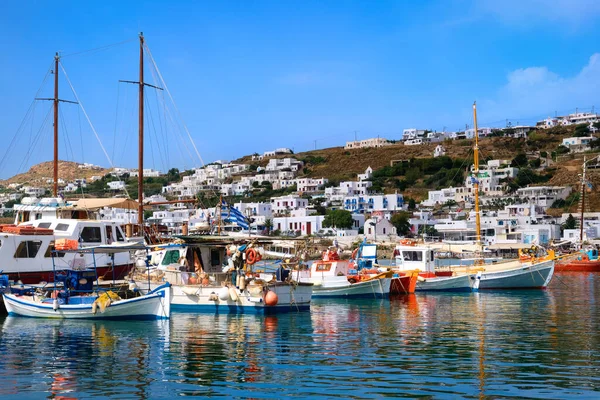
[482,53,600,121]
[478,0,600,25]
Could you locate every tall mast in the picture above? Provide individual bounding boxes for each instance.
[138,33,144,226]
[580,156,586,245]
[53,53,59,197]
[473,102,481,248]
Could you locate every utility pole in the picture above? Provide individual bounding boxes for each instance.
[354,130,357,141]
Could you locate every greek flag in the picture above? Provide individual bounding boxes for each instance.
[220,201,249,229]
[470,176,479,184]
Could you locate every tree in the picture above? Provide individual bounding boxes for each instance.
[574,123,590,137]
[391,212,412,236]
[408,198,416,210]
[563,214,577,230]
[511,153,528,167]
[264,218,273,235]
[322,209,353,229]
[167,168,180,183]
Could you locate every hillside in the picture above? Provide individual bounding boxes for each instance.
[0,161,111,186]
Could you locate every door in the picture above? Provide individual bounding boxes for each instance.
[306,221,312,235]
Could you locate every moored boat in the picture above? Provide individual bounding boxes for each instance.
[2,244,171,320]
[554,248,600,272]
[132,238,313,314]
[297,246,392,298]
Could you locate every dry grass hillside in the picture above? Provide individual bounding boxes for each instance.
[0,161,110,186]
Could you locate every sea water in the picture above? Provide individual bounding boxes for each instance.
[0,273,599,399]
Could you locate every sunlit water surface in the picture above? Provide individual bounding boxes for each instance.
[0,273,599,399]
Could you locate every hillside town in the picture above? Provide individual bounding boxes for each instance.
[2,110,599,251]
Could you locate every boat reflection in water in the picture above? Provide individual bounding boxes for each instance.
[1,274,600,398]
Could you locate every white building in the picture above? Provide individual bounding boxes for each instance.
[357,167,373,181]
[265,158,303,172]
[344,137,391,149]
[515,186,571,209]
[270,195,309,216]
[402,129,426,141]
[465,127,493,138]
[107,181,126,191]
[433,144,446,157]
[130,168,162,178]
[364,217,397,241]
[21,186,46,197]
[296,178,328,193]
[465,161,519,198]
[264,148,293,157]
[421,187,458,207]
[562,136,594,153]
[343,193,404,214]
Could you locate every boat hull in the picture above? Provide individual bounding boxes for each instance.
[144,282,313,314]
[478,260,554,289]
[311,277,391,298]
[415,273,478,292]
[555,259,600,273]
[2,284,171,320]
[390,272,418,294]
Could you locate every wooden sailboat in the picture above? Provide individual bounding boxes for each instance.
[555,156,600,272]
[462,102,555,289]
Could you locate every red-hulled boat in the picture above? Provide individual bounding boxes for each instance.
[555,249,600,272]
[390,270,419,294]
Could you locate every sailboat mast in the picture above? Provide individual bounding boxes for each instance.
[138,33,144,226]
[53,53,59,197]
[580,156,586,245]
[473,102,481,247]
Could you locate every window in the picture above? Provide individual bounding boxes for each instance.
[14,241,42,258]
[80,226,102,243]
[115,227,124,242]
[315,263,331,272]
[210,249,220,266]
[55,223,70,231]
[44,242,65,258]
[402,251,423,262]
[38,222,52,229]
[162,250,180,265]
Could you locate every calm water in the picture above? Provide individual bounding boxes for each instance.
[1,274,599,399]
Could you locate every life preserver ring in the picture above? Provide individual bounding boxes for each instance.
[246,248,262,265]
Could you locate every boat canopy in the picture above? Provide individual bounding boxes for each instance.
[68,198,140,211]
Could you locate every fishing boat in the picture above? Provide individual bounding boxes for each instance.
[131,237,313,314]
[393,241,481,292]
[2,244,171,319]
[555,156,600,273]
[296,247,392,298]
[351,242,418,294]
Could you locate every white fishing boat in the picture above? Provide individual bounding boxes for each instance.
[393,241,481,292]
[296,247,392,298]
[132,238,313,314]
[2,244,171,320]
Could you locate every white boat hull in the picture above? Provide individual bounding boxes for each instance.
[142,282,313,314]
[309,277,392,298]
[416,273,480,292]
[478,260,554,289]
[2,285,171,320]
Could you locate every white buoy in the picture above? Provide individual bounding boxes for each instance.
[218,286,230,301]
[229,286,239,302]
[53,298,59,311]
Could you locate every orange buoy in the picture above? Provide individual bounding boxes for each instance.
[246,248,260,265]
[188,276,198,285]
[264,290,278,306]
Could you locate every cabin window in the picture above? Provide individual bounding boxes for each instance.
[44,242,65,258]
[162,250,180,265]
[55,223,70,231]
[315,263,331,272]
[115,227,124,242]
[402,251,423,262]
[80,227,102,243]
[38,222,52,229]
[210,249,220,266]
[14,241,43,258]
[35,213,42,220]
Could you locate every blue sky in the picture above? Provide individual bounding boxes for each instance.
[1,0,599,179]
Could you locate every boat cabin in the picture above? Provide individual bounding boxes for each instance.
[393,244,436,272]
